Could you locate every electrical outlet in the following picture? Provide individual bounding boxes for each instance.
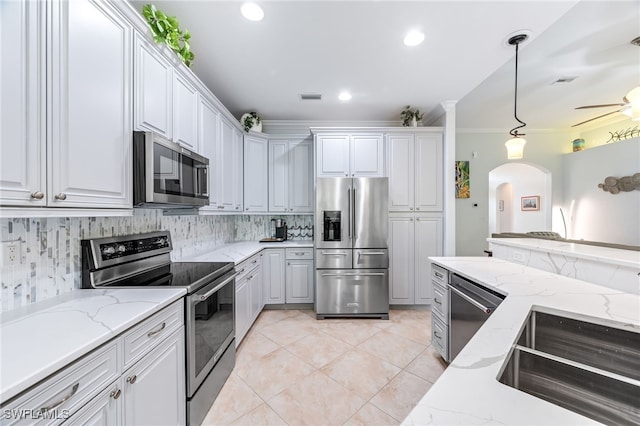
[1,241,21,267]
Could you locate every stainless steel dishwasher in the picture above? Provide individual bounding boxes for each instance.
[449,273,505,360]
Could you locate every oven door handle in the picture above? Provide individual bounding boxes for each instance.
[194,272,237,303]
[449,285,493,314]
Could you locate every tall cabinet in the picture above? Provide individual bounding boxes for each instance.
[387,130,444,305]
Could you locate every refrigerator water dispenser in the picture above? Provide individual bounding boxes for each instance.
[323,211,341,241]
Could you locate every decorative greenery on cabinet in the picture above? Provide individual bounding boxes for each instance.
[400,105,424,127]
[142,4,195,66]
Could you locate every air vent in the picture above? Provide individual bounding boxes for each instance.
[299,93,322,101]
[551,76,578,85]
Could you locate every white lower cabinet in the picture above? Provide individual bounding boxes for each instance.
[285,249,314,303]
[235,253,263,346]
[262,249,286,305]
[389,214,443,305]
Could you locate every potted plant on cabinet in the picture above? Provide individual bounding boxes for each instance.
[142,4,195,67]
[400,105,424,127]
[241,112,262,133]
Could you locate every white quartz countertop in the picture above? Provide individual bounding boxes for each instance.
[403,257,640,425]
[182,240,313,264]
[0,288,185,403]
[488,237,640,269]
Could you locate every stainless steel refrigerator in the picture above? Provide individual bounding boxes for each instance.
[315,177,389,319]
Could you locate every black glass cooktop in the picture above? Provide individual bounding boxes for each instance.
[108,261,234,293]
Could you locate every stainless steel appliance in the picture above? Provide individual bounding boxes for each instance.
[315,177,389,319]
[81,231,235,426]
[448,273,505,360]
[274,219,287,240]
[133,131,209,208]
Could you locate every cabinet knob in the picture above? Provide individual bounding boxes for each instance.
[416,207,420,210]
[410,218,413,222]
[287,262,291,266]
[416,218,420,221]
[409,207,414,211]
[246,208,249,211]
[110,389,122,400]
[54,193,67,201]
[126,375,137,384]
[30,191,45,200]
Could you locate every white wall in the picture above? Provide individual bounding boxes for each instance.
[563,137,640,245]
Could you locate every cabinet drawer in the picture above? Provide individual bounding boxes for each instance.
[285,248,313,260]
[237,253,261,281]
[432,280,449,322]
[432,264,448,286]
[432,316,449,362]
[2,341,119,426]
[122,300,183,369]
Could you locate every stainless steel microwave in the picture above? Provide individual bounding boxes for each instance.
[133,131,209,208]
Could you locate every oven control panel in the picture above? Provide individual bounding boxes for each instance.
[100,235,170,261]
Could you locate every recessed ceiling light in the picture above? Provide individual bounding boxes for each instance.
[403,30,425,47]
[338,92,352,101]
[241,2,264,21]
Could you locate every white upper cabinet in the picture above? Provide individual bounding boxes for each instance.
[0,0,46,207]
[233,128,244,212]
[387,131,443,212]
[244,134,268,212]
[316,133,384,177]
[199,97,220,209]
[48,0,132,208]
[215,117,243,212]
[172,71,199,151]
[133,32,172,138]
[268,139,313,213]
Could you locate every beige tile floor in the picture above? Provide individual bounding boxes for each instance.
[202,309,447,426]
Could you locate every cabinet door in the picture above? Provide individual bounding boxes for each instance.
[262,249,285,304]
[233,128,244,212]
[133,32,172,138]
[49,0,132,208]
[286,260,314,303]
[316,135,350,177]
[415,133,443,211]
[172,72,199,151]
[66,382,122,426]
[199,98,220,209]
[244,136,268,212]
[235,276,251,345]
[217,117,236,211]
[268,140,289,212]
[389,215,415,304]
[414,215,443,304]
[350,134,384,177]
[0,0,46,207]
[123,328,185,426]
[387,134,415,211]
[288,140,313,213]
[249,264,263,322]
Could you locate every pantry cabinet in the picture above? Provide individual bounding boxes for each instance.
[389,213,443,304]
[387,132,443,212]
[244,135,269,212]
[315,133,384,177]
[268,139,313,213]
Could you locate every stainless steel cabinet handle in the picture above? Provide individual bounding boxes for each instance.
[40,383,79,413]
[217,205,224,209]
[449,285,493,314]
[294,252,306,256]
[434,298,442,305]
[434,271,443,279]
[110,389,122,400]
[238,268,245,274]
[434,331,442,339]
[147,322,166,337]
[31,191,44,199]
[127,375,137,384]
[54,193,67,201]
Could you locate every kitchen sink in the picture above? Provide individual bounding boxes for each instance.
[498,308,640,425]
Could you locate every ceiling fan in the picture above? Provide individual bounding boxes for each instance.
[571,88,638,127]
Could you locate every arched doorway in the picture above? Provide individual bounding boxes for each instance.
[488,162,552,236]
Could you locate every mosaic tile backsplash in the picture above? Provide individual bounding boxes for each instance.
[0,211,312,312]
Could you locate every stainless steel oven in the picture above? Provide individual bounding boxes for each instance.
[133,131,209,208]
[81,231,236,426]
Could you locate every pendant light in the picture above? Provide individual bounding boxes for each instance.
[505,34,529,160]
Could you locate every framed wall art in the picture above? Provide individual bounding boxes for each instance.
[455,161,470,199]
[521,195,540,211]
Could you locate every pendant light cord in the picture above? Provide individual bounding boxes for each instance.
[510,39,527,138]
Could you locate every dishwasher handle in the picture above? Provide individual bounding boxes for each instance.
[449,284,493,314]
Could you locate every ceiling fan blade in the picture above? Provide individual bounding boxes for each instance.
[575,103,626,109]
[571,110,621,127]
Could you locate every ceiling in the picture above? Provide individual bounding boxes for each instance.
[130,0,639,130]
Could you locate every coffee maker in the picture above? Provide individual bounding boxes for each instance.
[274,219,287,240]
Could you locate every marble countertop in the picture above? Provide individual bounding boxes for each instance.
[0,288,186,403]
[403,257,640,425]
[488,237,640,269]
[182,240,313,264]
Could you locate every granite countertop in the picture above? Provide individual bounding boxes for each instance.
[0,288,186,403]
[182,240,313,264]
[403,257,640,425]
[487,237,640,269]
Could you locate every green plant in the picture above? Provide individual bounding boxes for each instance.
[400,105,424,127]
[242,112,261,132]
[142,4,195,67]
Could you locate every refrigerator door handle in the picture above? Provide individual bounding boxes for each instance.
[320,273,386,277]
[347,188,351,239]
[321,251,348,256]
[352,187,356,241]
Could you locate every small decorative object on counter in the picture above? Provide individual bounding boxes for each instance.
[142,4,195,66]
[572,138,585,152]
[597,173,640,194]
[400,105,424,127]
[241,112,262,132]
